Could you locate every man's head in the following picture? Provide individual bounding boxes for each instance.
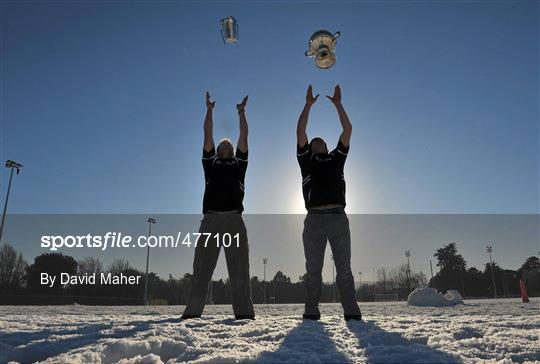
[310,137,328,155]
[217,138,234,159]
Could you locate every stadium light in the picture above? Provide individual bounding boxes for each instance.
[143,217,156,305]
[486,245,497,298]
[405,250,411,293]
[263,258,268,304]
[0,160,23,244]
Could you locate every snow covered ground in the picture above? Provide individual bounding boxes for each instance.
[1,299,538,363]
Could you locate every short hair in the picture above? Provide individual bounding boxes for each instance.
[309,137,327,149]
[217,138,234,154]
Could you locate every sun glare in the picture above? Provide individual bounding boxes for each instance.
[291,191,306,214]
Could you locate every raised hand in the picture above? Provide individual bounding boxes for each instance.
[203,92,215,151]
[306,85,319,106]
[237,95,248,112]
[326,85,342,105]
[237,96,249,153]
[206,91,216,110]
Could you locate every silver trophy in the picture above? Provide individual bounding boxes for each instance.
[220,16,239,44]
[305,30,341,69]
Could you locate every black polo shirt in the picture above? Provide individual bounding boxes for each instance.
[202,147,248,213]
[297,141,348,209]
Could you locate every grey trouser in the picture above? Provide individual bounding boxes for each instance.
[183,214,254,317]
[302,208,361,316]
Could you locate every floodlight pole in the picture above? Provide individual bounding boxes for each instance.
[0,160,23,244]
[263,258,267,304]
[487,246,497,298]
[144,217,156,305]
[405,250,411,293]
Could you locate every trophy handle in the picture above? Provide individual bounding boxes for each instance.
[333,31,341,39]
[305,50,313,57]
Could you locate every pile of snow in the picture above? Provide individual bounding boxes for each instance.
[444,289,464,305]
[408,287,464,307]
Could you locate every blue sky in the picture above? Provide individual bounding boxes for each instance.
[1,1,538,280]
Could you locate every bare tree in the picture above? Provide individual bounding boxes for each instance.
[0,244,27,288]
[414,271,427,286]
[389,264,408,289]
[78,257,104,275]
[108,258,132,275]
[376,267,392,293]
[377,264,428,293]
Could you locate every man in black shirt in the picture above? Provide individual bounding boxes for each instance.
[182,92,254,320]
[296,85,362,321]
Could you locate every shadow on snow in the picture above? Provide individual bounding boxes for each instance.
[256,319,461,363]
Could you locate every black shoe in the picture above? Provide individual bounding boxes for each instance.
[302,314,321,321]
[235,315,255,320]
[181,314,201,319]
[344,314,362,321]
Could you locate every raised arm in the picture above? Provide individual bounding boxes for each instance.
[237,95,248,153]
[327,85,352,147]
[203,91,215,152]
[297,85,319,147]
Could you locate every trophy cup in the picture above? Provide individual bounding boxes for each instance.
[305,30,341,69]
[220,16,239,44]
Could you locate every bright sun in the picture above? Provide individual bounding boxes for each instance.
[287,172,365,214]
[291,191,306,214]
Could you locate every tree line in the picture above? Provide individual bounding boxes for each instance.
[429,243,538,298]
[0,243,538,305]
